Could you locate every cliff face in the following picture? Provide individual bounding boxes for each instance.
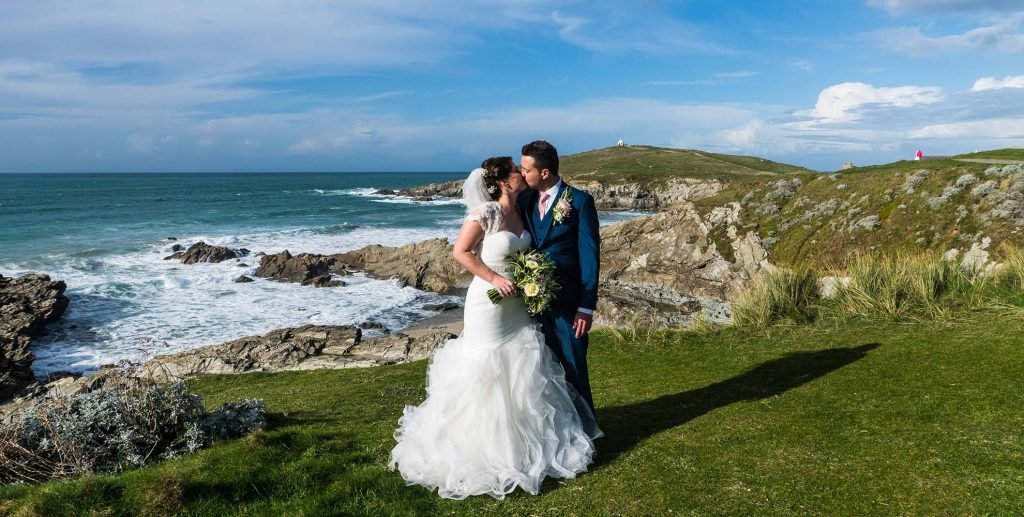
[596,202,772,326]
[568,177,723,210]
[0,274,69,402]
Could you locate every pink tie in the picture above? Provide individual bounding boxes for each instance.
[539,192,550,220]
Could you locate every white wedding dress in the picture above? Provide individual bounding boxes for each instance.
[389,201,598,500]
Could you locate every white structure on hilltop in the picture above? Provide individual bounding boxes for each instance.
[617,138,625,146]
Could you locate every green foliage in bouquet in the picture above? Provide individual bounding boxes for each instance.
[487,249,561,315]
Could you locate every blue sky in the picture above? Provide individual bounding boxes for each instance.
[1,0,1022,173]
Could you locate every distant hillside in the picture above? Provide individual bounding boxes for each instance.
[561,145,813,187]
[689,150,1024,267]
[954,149,1024,161]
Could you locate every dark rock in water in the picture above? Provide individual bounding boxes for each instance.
[171,244,183,252]
[167,237,177,241]
[238,248,251,256]
[414,196,433,202]
[234,275,254,283]
[358,321,389,333]
[177,241,244,264]
[237,263,249,267]
[0,273,69,402]
[301,275,345,288]
[422,301,460,312]
[397,180,463,198]
[374,188,397,196]
[163,252,184,261]
[255,250,351,284]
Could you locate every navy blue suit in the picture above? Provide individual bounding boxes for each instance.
[518,181,600,430]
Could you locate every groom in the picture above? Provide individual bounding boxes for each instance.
[517,140,601,436]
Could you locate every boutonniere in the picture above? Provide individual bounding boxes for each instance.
[552,189,573,225]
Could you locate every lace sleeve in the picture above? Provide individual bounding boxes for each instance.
[466,201,504,235]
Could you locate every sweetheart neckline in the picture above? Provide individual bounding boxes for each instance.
[494,230,529,239]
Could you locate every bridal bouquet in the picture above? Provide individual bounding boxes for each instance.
[487,250,560,315]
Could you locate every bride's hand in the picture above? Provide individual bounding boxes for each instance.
[490,274,516,298]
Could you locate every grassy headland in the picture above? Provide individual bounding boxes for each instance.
[2,312,1023,515]
[687,153,1024,269]
[561,145,813,187]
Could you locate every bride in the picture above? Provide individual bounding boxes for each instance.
[389,156,599,500]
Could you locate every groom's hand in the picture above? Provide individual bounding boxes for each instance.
[573,312,593,338]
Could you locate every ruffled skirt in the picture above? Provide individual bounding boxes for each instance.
[389,278,598,500]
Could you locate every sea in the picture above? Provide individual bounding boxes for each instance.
[0,172,645,377]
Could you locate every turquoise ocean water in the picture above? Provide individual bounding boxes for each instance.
[0,173,644,377]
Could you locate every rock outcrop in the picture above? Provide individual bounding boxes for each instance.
[335,238,471,293]
[254,250,347,283]
[0,274,69,402]
[596,203,772,327]
[396,180,463,198]
[570,177,723,211]
[164,241,249,263]
[138,325,454,381]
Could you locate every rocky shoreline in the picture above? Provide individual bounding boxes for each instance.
[0,273,69,403]
[0,172,773,410]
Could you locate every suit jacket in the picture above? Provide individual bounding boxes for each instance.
[517,181,600,314]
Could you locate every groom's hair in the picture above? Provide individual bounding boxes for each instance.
[522,140,559,177]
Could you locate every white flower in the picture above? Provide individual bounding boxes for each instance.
[522,282,540,297]
[552,190,574,224]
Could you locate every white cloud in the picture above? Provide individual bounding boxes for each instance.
[971,75,1024,91]
[867,0,1024,14]
[870,15,1024,55]
[805,82,944,122]
[788,59,814,72]
[715,71,758,79]
[720,119,765,148]
[551,9,733,55]
[907,118,1024,138]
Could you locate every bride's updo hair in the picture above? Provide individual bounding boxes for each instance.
[480,156,515,201]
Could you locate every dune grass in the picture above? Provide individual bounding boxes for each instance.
[731,266,819,328]
[730,245,1024,329]
[2,312,1024,515]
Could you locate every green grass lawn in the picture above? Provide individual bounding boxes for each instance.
[3,314,1023,515]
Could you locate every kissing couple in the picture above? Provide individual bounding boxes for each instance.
[389,140,603,500]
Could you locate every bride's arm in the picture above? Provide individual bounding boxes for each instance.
[453,220,515,297]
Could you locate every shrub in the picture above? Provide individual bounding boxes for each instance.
[955,174,979,187]
[902,170,930,192]
[0,378,266,484]
[972,180,998,198]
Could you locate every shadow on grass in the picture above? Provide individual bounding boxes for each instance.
[594,343,880,467]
